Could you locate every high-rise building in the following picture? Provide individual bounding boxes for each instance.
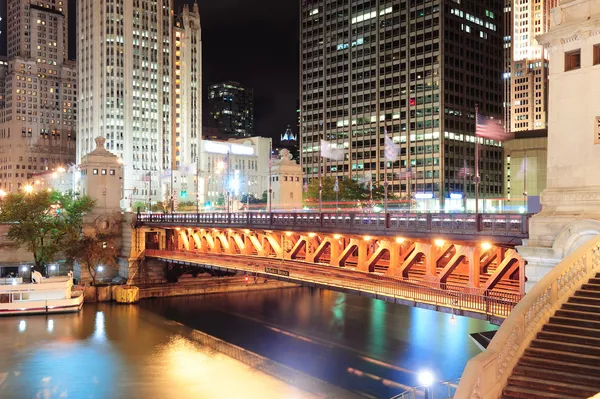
[502,0,512,126]
[0,1,76,193]
[77,1,202,204]
[503,0,557,207]
[172,4,203,202]
[300,0,505,210]
[509,0,557,133]
[206,81,254,137]
[7,0,69,62]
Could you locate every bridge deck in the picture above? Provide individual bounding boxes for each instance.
[145,250,519,323]
[136,212,529,245]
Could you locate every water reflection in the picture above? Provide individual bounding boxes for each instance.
[142,287,498,398]
[0,305,325,399]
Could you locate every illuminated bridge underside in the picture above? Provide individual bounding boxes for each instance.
[138,217,525,320]
[145,249,518,323]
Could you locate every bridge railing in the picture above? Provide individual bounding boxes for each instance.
[454,234,600,399]
[136,212,529,237]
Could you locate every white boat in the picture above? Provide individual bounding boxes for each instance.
[0,275,84,316]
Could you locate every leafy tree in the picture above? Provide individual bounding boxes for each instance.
[0,190,95,272]
[241,193,267,204]
[66,234,118,286]
[304,177,385,208]
[133,201,147,212]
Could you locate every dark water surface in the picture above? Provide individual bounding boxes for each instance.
[0,287,497,398]
[141,287,497,398]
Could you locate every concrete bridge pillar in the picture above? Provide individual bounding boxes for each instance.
[356,239,370,272]
[329,237,342,267]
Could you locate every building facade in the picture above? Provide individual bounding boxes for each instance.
[206,81,254,137]
[300,0,505,210]
[0,0,76,193]
[197,136,271,210]
[503,0,558,206]
[77,1,202,205]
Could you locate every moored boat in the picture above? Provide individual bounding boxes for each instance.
[0,275,84,316]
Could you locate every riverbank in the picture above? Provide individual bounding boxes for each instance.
[79,275,299,303]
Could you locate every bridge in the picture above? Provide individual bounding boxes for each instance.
[134,211,528,322]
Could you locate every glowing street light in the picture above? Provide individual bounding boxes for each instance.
[56,166,66,173]
[0,189,6,199]
[481,242,492,251]
[23,185,33,194]
[418,370,434,399]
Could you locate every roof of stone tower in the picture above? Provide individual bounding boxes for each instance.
[80,137,120,166]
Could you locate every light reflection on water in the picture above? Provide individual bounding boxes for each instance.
[141,287,498,398]
[0,304,324,399]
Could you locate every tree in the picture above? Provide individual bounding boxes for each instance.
[304,177,385,208]
[66,234,118,286]
[241,193,267,204]
[0,191,94,273]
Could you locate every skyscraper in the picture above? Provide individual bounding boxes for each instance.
[7,0,69,62]
[503,0,557,207]
[300,0,505,209]
[77,1,202,203]
[0,0,76,193]
[206,81,254,137]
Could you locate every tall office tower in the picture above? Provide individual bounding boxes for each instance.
[300,1,505,209]
[503,0,557,207]
[0,1,76,193]
[7,0,69,62]
[78,0,181,203]
[171,3,202,203]
[503,0,512,126]
[510,0,557,133]
[172,3,202,171]
[206,81,254,137]
[0,57,8,108]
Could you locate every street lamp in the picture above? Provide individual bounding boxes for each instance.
[418,370,434,399]
[23,185,33,194]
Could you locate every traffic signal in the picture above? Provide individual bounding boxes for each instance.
[181,190,187,198]
[244,275,249,283]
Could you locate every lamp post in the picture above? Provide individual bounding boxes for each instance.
[418,370,434,399]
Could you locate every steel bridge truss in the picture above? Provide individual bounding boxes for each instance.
[149,226,525,298]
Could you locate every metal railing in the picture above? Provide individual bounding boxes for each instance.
[390,380,459,399]
[145,249,520,320]
[136,211,530,238]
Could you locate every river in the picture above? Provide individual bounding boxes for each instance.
[0,287,496,398]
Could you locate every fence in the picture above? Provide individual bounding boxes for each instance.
[136,212,529,238]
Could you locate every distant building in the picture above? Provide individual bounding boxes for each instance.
[271,149,303,211]
[278,125,299,161]
[197,136,271,210]
[0,1,76,193]
[300,1,505,210]
[206,81,254,137]
[503,0,557,207]
[77,1,202,206]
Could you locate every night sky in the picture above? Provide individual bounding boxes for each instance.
[178,0,299,142]
[1,0,300,143]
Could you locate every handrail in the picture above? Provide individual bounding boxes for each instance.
[454,234,600,399]
[135,212,530,238]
